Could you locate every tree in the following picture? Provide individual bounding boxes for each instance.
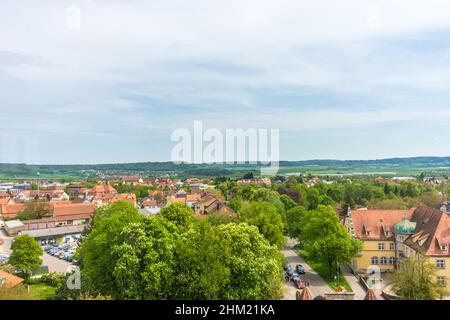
[9,234,43,278]
[306,188,320,210]
[280,194,297,211]
[16,212,32,221]
[23,200,53,219]
[78,201,144,296]
[239,201,286,248]
[77,201,284,300]
[419,191,442,208]
[173,220,230,299]
[285,206,307,238]
[111,217,179,299]
[242,172,254,179]
[215,223,284,299]
[299,206,361,277]
[393,257,445,300]
[159,202,194,230]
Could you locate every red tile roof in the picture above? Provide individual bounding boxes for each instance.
[0,270,24,288]
[404,207,450,256]
[52,202,96,217]
[350,209,415,241]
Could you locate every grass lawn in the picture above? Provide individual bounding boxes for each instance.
[296,249,353,293]
[29,284,57,300]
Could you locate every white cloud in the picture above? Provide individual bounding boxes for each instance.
[1,0,450,162]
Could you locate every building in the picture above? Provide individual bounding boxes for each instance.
[0,200,26,220]
[140,198,161,215]
[121,176,143,184]
[87,182,117,198]
[52,202,96,226]
[344,206,450,294]
[0,270,24,288]
[4,219,25,236]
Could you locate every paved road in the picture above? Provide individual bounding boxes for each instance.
[282,238,332,300]
[0,229,12,254]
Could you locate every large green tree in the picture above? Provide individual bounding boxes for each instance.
[9,234,43,278]
[299,205,361,277]
[77,201,284,300]
[239,201,286,248]
[285,205,307,238]
[215,223,284,299]
[78,200,144,296]
[393,257,446,300]
[159,202,194,230]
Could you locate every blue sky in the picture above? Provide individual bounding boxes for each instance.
[1,0,450,164]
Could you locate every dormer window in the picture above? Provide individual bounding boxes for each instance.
[441,245,447,251]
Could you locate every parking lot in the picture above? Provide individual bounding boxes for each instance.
[1,229,76,273]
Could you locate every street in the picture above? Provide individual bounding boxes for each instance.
[282,238,332,300]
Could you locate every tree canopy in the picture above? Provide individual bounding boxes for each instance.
[9,234,43,278]
[77,200,284,300]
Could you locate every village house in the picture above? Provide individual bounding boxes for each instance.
[140,198,161,215]
[343,206,450,295]
[87,181,117,198]
[66,183,88,198]
[237,177,272,187]
[121,176,143,184]
[0,270,24,288]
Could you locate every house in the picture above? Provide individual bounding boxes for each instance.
[87,182,117,198]
[121,176,143,184]
[186,193,201,207]
[66,183,87,197]
[194,194,223,215]
[111,193,137,206]
[52,202,96,226]
[0,200,26,220]
[344,206,450,295]
[50,190,70,202]
[0,270,24,288]
[175,189,187,198]
[4,219,25,236]
[237,178,272,187]
[140,198,161,215]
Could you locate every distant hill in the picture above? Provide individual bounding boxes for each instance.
[1,156,450,179]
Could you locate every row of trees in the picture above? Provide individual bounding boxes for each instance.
[69,201,284,300]
[219,181,361,278]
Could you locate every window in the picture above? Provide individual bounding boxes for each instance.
[371,257,379,265]
[389,257,395,264]
[378,243,385,251]
[399,250,404,258]
[390,243,395,251]
[380,257,387,265]
[398,235,404,242]
[437,276,446,287]
[436,260,445,269]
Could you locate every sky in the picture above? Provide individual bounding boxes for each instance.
[1,0,450,164]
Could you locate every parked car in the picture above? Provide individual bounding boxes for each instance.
[293,277,306,289]
[291,272,301,282]
[285,267,295,278]
[0,254,9,264]
[296,264,305,274]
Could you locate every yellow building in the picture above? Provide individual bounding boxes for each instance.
[344,206,450,295]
